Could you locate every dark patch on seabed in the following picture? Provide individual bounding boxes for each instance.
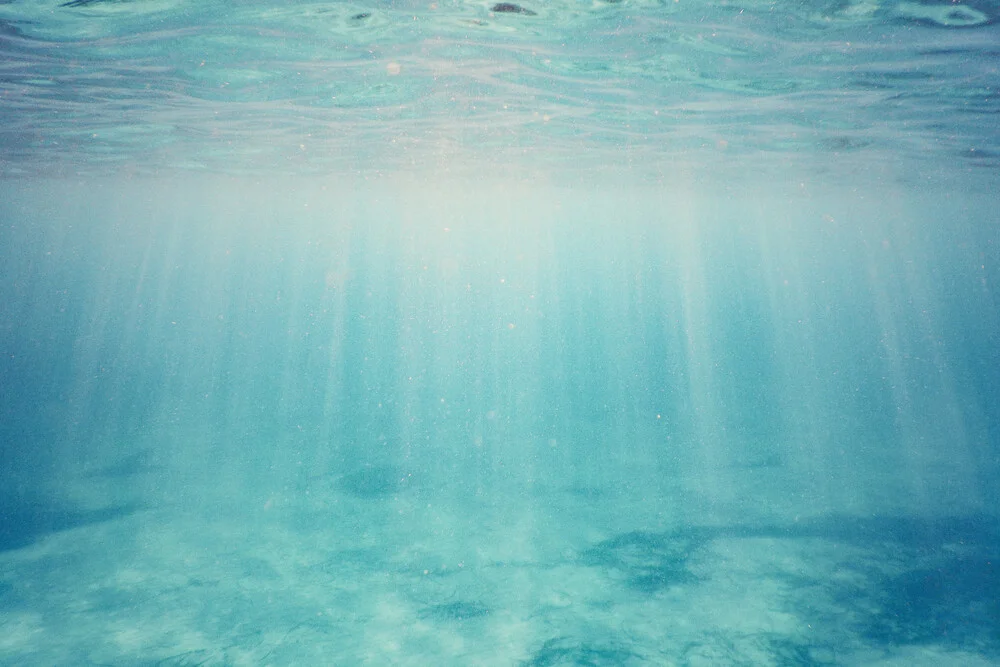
[0,18,22,36]
[576,516,1000,658]
[336,463,412,498]
[84,448,163,479]
[0,493,142,553]
[857,553,1000,653]
[522,637,644,666]
[795,515,1000,655]
[418,600,492,622]
[580,530,705,593]
[491,3,537,16]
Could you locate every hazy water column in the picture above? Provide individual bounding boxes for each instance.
[2,177,996,521]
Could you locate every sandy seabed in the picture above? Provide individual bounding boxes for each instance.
[2,459,998,667]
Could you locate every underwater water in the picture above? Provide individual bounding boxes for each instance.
[1,0,999,665]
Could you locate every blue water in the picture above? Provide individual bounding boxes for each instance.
[1,1,999,665]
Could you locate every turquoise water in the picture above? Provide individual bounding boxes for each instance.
[1,1,999,665]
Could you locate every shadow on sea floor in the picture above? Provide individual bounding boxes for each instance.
[571,514,1000,660]
[0,492,143,553]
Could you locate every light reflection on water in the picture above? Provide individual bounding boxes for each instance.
[0,0,997,176]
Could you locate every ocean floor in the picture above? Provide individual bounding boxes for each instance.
[1,456,998,666]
